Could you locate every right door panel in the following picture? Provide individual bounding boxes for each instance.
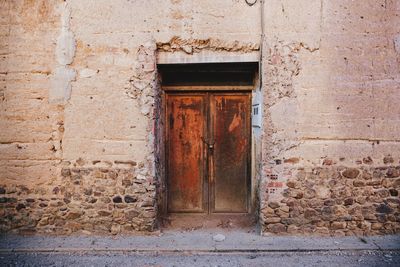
[211,94,250,213]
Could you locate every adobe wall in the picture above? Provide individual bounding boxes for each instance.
[0,0,399,235]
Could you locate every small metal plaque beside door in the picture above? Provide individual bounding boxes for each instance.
[252,104,261,128]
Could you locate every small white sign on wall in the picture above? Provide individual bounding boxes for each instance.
[252,103,261,128]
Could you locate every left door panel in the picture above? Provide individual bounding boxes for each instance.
[166,94,206,213]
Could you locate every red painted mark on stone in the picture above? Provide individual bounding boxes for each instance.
[267,182,284,188]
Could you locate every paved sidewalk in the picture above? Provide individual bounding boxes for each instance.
[1,231,399,267]
[1,230,399,253]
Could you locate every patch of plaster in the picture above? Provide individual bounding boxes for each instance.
[55,7,75,66]
[124,40,158,211]
[125,41,157,116]
[394,34,400,54]
[157,36,259,54]
[265,41,302,105]
[50,66,76,103]
[49,2,76,104]
[262,39,320,168]
[79,68,97,78]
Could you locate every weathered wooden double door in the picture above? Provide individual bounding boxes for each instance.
[166,92,251,214]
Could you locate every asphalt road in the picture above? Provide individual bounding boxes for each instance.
[1,250,399,267]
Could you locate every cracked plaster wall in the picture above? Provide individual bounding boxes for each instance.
[260,0,400,235]
[0,0,399,235]
[0,0,260,234]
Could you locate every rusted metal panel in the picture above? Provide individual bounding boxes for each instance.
[211,94,250,213]
[166,94,206,212]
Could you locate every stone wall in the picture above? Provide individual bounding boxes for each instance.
[261,164,400,236]
[260,0,400,235]
[0,0,399,235]
[1,163,156,234]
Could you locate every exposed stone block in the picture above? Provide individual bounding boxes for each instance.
[331,222,346,230]
[376,204,393,214]
[268,201,280,209]
[383,155,394,165]
[342,168,361,179]
[267,223,287,233]
[124,195,137,203]
[386,168,400,178]
[265,217,281,223]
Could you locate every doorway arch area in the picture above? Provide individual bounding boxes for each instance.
[156,62,260,230]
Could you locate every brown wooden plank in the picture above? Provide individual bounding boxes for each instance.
[166,94,206,213]
[211,94,251,213]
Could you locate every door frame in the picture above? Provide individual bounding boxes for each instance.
[155,62,260,228]
[162,88,253,217]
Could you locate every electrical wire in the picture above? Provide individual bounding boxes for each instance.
[245,0,258,6]
[259,0,264,91]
